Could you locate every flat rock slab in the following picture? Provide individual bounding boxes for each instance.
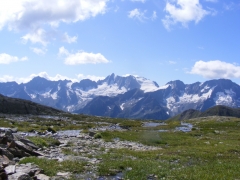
[15,163,43,177]
[4,165,16,175]
[8,172,31,180]
[57,172,70,176]
[36,173,50,180]
[15,141,33,153]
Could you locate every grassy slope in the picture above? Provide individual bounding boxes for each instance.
[97,117,240,179]
[170,105,240,121]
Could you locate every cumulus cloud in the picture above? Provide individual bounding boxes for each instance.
[0,0,109,31]
[31,72,79,82]
[128,9,147,21]
[77,74,105,81]
[62,33,78,44]
[0,75,15,83]
[22,29,78,46]
[22,28,48,46]
[162,0,210,29]
[0,53,28,64]
[58,46,110,65]
[0,72,78,84]
[0,0,108,45]
[189,60,240,79]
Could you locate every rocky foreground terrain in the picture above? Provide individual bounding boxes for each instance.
[1,113,240,179]
[0,115,161,180]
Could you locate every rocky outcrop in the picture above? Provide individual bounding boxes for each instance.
[0,128,50,180]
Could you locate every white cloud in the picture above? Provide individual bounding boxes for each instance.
[131,0,146,3]
[58,46,69,56]
[0,75,15,82]
[77,74,105,81]
[59,46,110,65]
[30,47,47,55]
[62,32,78,44]
[0,72,78,84]
[0,0,109,31]
[31,72,79,82]
[22,29,48,46]
[0,53,28,64]
[0,0,108,45]
[22,29,78,46]
[162,0,210,29]
[0,72,105,83]
[189,60,240,79]
[128,9,147,21]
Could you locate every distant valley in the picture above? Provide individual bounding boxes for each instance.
[0,73,240,120]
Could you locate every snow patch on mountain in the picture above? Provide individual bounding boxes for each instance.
[120,103,125,110]
[166,87,215,115]
[66,82,73,89]
[214,89,236,106]
[201,85,211,92]
[135,76,159,92]
[66,105,75,112]
[159,84,170,90]
[29,94,37,99]
[51,92,58,100]
[81,83,127,97]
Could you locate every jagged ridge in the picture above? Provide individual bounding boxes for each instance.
[0,74,240,120]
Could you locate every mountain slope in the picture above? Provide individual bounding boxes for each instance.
[77,89,170,120]
[77,79,240,120]
[171,105,240,120]
[0,94,64,115]
[200,105,240,118]
[0,73,160,112]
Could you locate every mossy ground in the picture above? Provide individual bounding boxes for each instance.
[96,117,240,179]
[19,157,86,177]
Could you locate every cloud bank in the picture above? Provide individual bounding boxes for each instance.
[0,53,28,64]
[0,0,109,31]
[0,0,108,45]
[0,72,105,84]
[190,60,240,79]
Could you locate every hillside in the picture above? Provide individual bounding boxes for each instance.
[171,105,240,120]
[0,94,64,115]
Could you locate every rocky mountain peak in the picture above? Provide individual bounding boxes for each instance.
[166,80,185,89]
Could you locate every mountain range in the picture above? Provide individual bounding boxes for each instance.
[0,73,240,120]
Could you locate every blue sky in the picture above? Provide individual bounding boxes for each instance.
[0,0,239,86]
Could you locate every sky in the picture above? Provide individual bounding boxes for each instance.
[0,0,240,86]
